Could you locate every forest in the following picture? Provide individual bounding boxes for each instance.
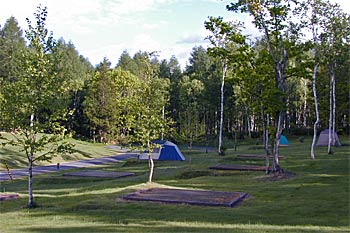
[0,0,349,155]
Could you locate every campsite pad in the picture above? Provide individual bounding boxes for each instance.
[123,188,247,207]
[209,164,267,171]
[0,193,20,201]
[237,154,285,159]
[63,170,134,178]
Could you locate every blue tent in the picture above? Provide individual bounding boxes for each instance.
[279,135,289,145]
[139,140,185,161]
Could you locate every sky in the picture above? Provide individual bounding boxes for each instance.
[1,0,349,69]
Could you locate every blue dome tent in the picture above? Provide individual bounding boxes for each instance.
[138,140,185,161]
[279,135,289,145]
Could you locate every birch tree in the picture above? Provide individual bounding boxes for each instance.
[205,16,247,155]
[319,2,348,154]
[238,41,278,173]
[131,53,171,183]
[296,0,324,159]
[228,0,298,172]
[0,5,73,208]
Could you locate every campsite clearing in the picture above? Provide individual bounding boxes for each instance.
[0,136,349,232]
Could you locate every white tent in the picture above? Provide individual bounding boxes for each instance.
[316,129,342,146]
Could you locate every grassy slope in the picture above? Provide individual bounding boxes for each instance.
[0,133,119,170]
[0,136,349,233]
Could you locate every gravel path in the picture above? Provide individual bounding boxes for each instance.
[0,153,138,181]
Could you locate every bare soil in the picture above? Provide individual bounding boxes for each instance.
[209,164,268,171]
[0,193,20,201]
[63,170,134,178]
[123,188,247,207]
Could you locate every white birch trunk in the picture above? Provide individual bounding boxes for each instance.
[262,109,270,174]
[161,106,165,140]
[28,113,35,207]
[147,140,154,183]
[332,71,336,145]
[303,86,307,127]
[246,106,252,138]
[273,113,283,172]
[218,61,227,155]
[311,64,319,160]
[310,5,320,160]
[148,157,154,183]
[328,70,334,154]
[28,154,34,207]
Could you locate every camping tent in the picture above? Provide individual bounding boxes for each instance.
[316,129,342,146]
[138,140,185,161]
[279,135,289,145]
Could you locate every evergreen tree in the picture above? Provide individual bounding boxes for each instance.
[0,16,26,82]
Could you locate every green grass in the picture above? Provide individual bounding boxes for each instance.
[0,136,349,232]
[0,133,119,170]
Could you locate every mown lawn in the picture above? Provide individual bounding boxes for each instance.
[0,136,349,232]
[0,133,119,170]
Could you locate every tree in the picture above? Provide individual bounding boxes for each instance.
[184,46,221,144]
[297,0,350,157]
[84,67,140,143]
[50,38,94,134]
[178,75,205,148]
[0,16,26,82]
[131,52,171,183]
[116,50,138,73]
[228,0,298,172]
[296,0,324,159]
[318,2,349,154]
[160,56,183,124]
[205,16,247,155]
[0,5,73,208]
[236,39,278,172]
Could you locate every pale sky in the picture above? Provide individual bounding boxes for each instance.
[1,0,348,69]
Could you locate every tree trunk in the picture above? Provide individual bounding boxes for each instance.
[311,64,319,160]
[303,85,307,128]
[262,109,270,174]
[148,157,154,183]
[218,62,227,155]
[332,68,336,144]
[28,153,35,208]
[273,112,284,172]
[246,106,252,138]
[272,57,287,173]
[161,106,165,140]
[328,68,334,154]
[28,113,35,208]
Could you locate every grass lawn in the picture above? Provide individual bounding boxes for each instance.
[0,136,349,232]
[0,133,119,170]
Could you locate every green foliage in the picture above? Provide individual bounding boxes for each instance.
[1,5,72,134]
[205,16,247,63]
[0,5,76,207]
[84,67,141,143]
[177,75,205,146]
[132,74,171,149]
[0,16,26,83]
